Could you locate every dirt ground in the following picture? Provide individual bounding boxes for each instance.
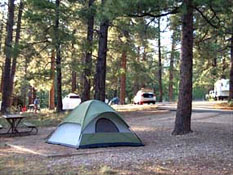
[0,107,233,175]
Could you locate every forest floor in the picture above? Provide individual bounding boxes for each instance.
[0,105,233,175]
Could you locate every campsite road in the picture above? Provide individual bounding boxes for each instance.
[157,101,233,114]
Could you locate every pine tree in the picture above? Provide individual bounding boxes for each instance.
[9,0,24,106]
[81,0,95,102]
[94,0,109,102]
[1,0,15,113]
[172,0,193,135]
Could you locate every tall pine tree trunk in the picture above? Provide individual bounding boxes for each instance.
[71,30,77,93]
[55,0,62,112]
[120,50,127,104]
[141,47,146,88]
[1,0,15,113]
[222,57,226,78]
[172,0,193,135]
[28,87,36,105]
[158,17,163,102]
[229,35,233,101]
[94,0,109,102]
[71,72,77,93]
[0,19,3,54]
[0,19,4,93]
[9,0,23,106]
[0,67,3,93]
[49,51,55,110]
[23,56,29,107]
[81,0,95,102]
[212,40,218,79]
[169,31,175,102]
[134,46,140,95]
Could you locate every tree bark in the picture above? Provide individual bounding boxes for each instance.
[141,47,146,88]
[0,20,4,93]
[49,51,55,110]
[71,30,77,93]
[81,0,95,102]
[212,56,217,79]
[133,46,140,95]
[32,87,36,102]
[71,72,77,93]
[120,50,127,104]
[0,67,3,93]
[94,0,109,102]
[229,35,233,101]
[142,47,146,61]
[28,87,36,105]
[1,0,15,113]
[169,31,175,102]
[28,87,33,105]
[0,19,3,54]
[23,56,29,107]
[9,0,24,106]
[222,57,226,78]
[55,0,63,112]
[172,0,193,135]
[158,17,163,102]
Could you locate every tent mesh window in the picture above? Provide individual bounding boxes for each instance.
[95,118,119,133]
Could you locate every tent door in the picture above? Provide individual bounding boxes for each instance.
[95,118,119,133]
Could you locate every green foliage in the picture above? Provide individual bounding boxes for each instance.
[1,0,232,107]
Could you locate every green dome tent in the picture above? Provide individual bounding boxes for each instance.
[47,100,143,148]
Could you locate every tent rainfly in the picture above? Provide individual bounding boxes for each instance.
[47,100,143,148]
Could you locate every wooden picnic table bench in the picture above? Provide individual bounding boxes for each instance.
[23,122,38,134]
[1,114,38,136]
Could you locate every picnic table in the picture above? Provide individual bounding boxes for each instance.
[3,114,25,134]
[1,114,38,136]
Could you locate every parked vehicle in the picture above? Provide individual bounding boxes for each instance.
[214,79,229,100]
[133,89,156,104]
[62,93,81,110]
[205,79,229,100]
[205,90,216,100]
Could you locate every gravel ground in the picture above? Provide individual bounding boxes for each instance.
[0,108,233,175]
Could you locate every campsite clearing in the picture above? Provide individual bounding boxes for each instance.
[0,106,232,175]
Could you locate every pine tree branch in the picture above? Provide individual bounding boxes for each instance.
[127,7,180,18]
[195,7,219,29]
[209,5,221,23]
[27,39,50,45]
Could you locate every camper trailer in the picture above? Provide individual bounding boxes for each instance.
[206,79,229,100]
[214,79,229,100]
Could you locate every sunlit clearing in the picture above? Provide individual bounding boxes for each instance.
[113,104,157,112]
[132,126,157,132]
[5,144,46,156]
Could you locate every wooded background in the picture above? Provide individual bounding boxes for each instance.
[0,0,232,130]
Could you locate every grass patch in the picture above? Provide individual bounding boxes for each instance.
[0,110,68,128]
[214,102,233,110]
[0,142,8,148]
[113,104,157,112]
[0,105,158,128]
[99,165,117,175]
[22,111,68,127]
[228,100,233,107]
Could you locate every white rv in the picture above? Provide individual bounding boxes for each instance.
[62,93,81,110]
[214,79,229,100]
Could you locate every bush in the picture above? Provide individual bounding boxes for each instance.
[228,100,233,107]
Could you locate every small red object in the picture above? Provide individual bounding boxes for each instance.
[22,106,27,112]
